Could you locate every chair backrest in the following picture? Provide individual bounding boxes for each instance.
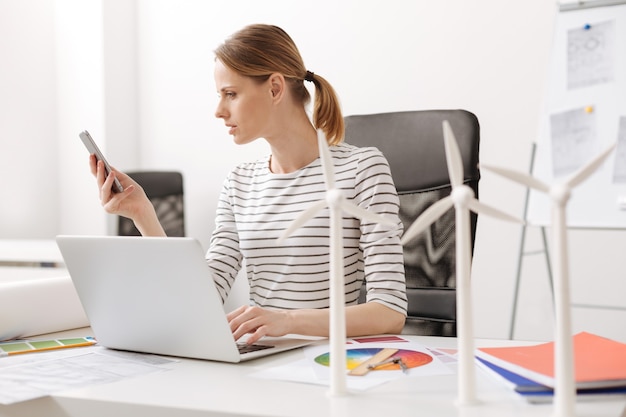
[344,110,480,336]
[118,171,185,237]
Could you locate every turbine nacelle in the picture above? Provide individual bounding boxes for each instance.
[451,185,475,208]
[550,184,571,206]
[326,189,344,209]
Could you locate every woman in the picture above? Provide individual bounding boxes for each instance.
[91,24,407,344]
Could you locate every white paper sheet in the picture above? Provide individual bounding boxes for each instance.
[550,107,597,177]
[249,338,454,391]
[567,20,615,89]
[0,345,174,404]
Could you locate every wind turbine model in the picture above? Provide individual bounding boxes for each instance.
[481,142,616,417]
[278,129,396,396]
[401,120,522,406]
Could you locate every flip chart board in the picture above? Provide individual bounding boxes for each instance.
[527,0,626,228]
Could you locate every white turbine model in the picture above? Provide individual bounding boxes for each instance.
[278,129,396,396]
[481,142,616,417]
[401,120,522,406]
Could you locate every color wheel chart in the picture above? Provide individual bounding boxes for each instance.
[314,348,433,371]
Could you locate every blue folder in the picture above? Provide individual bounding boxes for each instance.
[476,357,626,403]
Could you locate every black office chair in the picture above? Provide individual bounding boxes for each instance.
[118,171,185,237]
[345,110,480,336]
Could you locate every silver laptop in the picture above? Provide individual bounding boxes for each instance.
[56,235,315,362]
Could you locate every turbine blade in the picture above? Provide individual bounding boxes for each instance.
[442,120,464,188]
[480,163,550,193]
[277,200,327,243]
[466,199,525,224]
[565,142,617,188]
[339,202,397,227]
[317,129,336,190]
[400,197,453,245]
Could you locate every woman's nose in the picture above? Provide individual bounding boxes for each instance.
[215,101,227,119]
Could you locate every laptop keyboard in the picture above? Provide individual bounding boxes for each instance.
[236,342,274,355]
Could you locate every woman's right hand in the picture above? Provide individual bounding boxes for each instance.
[89,154,166,236]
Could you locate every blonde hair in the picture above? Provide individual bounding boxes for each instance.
[215,24,344,145]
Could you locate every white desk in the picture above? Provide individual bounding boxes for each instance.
[0,239,64,267]
[1,328,624,417]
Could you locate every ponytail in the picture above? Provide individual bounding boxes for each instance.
[305,72,344,146]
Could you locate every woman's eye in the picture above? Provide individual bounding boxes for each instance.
[218,92,236,100]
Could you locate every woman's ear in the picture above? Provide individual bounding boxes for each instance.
[268,73,285,102]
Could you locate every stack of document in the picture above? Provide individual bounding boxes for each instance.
[475,332,626,403]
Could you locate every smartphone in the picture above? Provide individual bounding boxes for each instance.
[79,130,124,193]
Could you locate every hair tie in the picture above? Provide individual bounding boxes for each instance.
[304,70,315,82]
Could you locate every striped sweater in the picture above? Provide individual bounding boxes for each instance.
[206,142,407,315]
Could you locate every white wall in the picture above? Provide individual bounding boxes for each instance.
[2,0,625,342]
[55,0,140,236]
[0,0,58,237]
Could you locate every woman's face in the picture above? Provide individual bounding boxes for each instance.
[214,60,273,145]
